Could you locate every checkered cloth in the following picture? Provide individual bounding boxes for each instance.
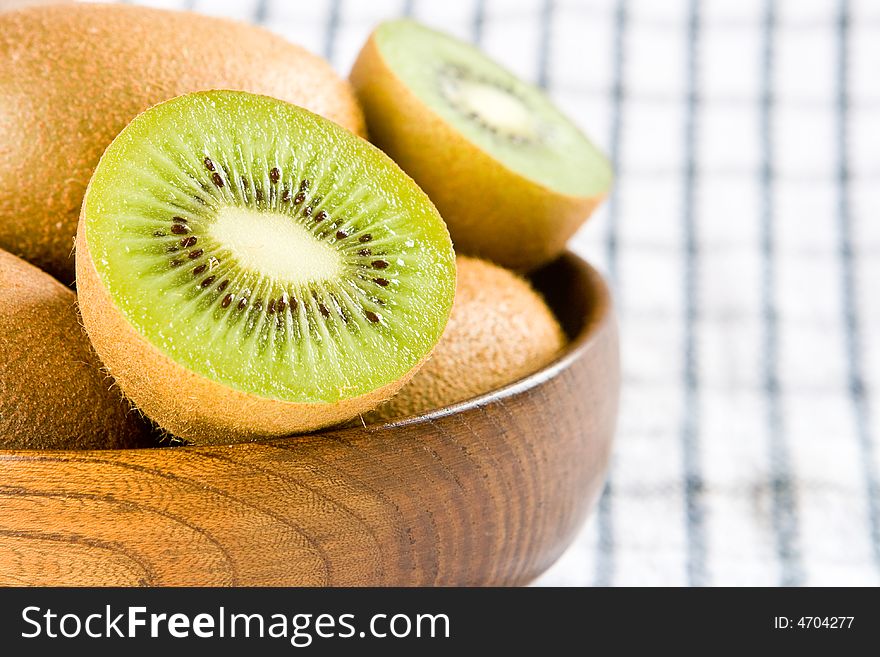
[90,0,880,586]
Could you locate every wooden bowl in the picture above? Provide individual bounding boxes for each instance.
[0,252,618,586]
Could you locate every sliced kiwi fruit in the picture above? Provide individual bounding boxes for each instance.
[76,90,455,445]
[0,3,365,284]
[0,248,153,449]
[351,19,611,271]
[364,256,566,423]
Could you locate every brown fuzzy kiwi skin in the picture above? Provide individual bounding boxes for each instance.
[350,33,606,273]
[363,256,567,423]
[76,220,425,446]
[0,4,366,284]
[0,249,153,449]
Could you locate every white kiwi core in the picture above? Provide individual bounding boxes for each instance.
[440,75,540,140]
[209,206,342,284]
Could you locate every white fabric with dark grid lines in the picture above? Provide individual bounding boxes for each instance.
[87,0,880,586]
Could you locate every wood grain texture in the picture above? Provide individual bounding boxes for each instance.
[0,252,618,586]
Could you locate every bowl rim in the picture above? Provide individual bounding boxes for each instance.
[0,251,614,454]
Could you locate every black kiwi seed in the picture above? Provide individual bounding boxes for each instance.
[189,249,204,259]
[315,210,328,222]
[170,259,183,268]
[358,248,371,257]
[270,167,280,183]
[336,230,348,240]
[201,276,216,288]
[278,298,288,313]
[359,234,372,243]
[294,192,306,205]
[204,156,215,171]
[193,264,207,275]
[281,189,291,203]
[371,260,389,269]
[172,216,187,224]
[318,303,330,318]
[300,179,310,191]
[221,293,233,308]
[211,172,224,188]
[240,176,249,189]
[365,310,380,323]
[374,278,389,287]
[253,299,263,311]
[267,298,276,313]
[154,230,166,237]
[255,188,264,202]
[181,236,197,248]
[167,245,179,253]
[217,280,229,293]
[171,224,189,235]
[237,297,248,311]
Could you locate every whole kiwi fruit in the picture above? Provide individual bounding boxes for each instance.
[76,90,455,445]
[363,255,567,423]
[0,249,151,449]
[351,20,611,272]
[0,3,366,283]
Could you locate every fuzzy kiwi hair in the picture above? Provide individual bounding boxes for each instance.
[76,90,456,445]
[0,3,365,284]
[0,249,153,449]
[351,20,611,272]
[364,255,567,423]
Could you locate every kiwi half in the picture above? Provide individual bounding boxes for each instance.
[76,90,455,444]
[0,249,152,449]
[351,20,611,271]
[0,3,365,284]
[364,256,567,423]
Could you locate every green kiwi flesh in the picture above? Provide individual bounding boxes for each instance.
[373,19,611,197]
[81,90,455,406]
